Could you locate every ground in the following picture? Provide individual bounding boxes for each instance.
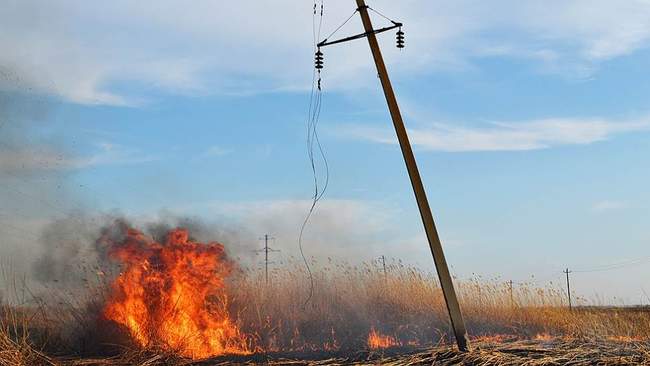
[47,339,649,365]
[205,339,650,365]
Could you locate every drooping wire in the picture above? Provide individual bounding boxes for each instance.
[299,0,329,307]
[368,6,399,24]
[320,9,358,45]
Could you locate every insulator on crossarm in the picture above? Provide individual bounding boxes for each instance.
[396,27,405,49]
[315,48,324,70]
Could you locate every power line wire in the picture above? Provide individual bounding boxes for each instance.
[321,9,358,44]
[367,6,400,24]
[572,256,650,273]
[299,0,329,308]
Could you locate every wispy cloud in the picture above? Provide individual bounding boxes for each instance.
[592,200,629,213]
[3,1,650,105]
[200,145,232,158]
[78,142,158,167]
[339,116,650,152]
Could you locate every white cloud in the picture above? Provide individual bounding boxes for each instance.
[200,145,232,158]
[592,200,629,213]
[2,1,650,105]
[339,116,650,152]
[79,142,158,167]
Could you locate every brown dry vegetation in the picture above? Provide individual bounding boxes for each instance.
[1,260,649,365]
[230,260,650,351]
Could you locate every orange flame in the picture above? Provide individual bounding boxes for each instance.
[102,227,250,359]
[367,327,398,349]
[607,335,645,342]
[534,333,553,341]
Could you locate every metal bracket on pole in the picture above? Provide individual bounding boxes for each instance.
[318,0,470,352]
[317,23,402,48]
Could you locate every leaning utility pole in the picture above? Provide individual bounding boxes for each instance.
[564,268,572,310]
[355,0,469,352]
[316,0,469,351]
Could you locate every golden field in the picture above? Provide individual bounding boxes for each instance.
[1,260,649,365]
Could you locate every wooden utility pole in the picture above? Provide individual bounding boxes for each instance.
[354,0,469,351]
[316,0,469,351]
[564,268,572,310]
[508,280,514,307]
[257,235,278,284]
[264,235,270,284]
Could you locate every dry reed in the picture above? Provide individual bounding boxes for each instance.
[1,259,649,365]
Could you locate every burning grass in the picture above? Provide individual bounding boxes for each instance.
[1,224,649,365]
[99,227,250,358]
[230,261,650,352]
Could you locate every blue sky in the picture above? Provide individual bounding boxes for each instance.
[1,0,650,304]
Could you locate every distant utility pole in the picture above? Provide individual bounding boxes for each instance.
[508,280,514,307]
[257,234,279,284]
[564,268,572,310]
[379,255,387,279]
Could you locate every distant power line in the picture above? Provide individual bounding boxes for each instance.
[255,234,279,284]
[571,256,650,273]
[505,254,650,287]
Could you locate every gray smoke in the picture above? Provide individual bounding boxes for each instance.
[1,76,258,296]
[0,83,81,299]
[29,213,258,291]
[143,212,257,261]
[31,214,105,286]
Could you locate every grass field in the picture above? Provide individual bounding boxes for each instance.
[1,259,649,365]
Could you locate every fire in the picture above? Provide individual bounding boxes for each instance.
[473,334,516,343]
[101,226,250,359]
[534,333,553,341]
[367,327,398,349]
[607,335,645,342]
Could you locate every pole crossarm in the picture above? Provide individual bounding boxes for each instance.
[317,23,402,48]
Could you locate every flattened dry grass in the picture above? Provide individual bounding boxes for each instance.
[203,338,650,365]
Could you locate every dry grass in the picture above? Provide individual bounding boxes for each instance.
[203,339,650,365]
[1,259,649,365]
[0,305,54,366]
[229,260,650,351]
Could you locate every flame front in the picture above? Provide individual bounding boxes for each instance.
[102,227,250,359]
[367,327,398,349]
